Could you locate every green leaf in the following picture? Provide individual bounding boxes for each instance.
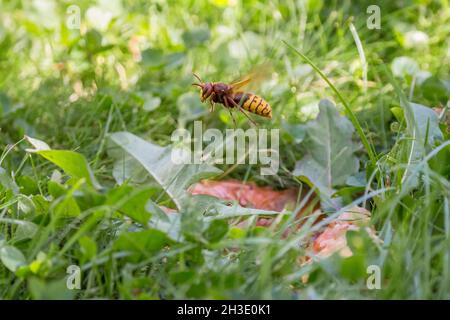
[339,253,366,282]
[17,176,39,195]
[113,229,171,261]
[420,76,450,104]
[85,29,105,54]
[109,131,221,210]
[293,99,359,196]
[31,195,50,215]
[106,184,153,225]
[26,136,101,189]
[0,245,26,272]
[390,106,404,123]
[203,219,228,243]
[47,180,82,217]
[282,122,306,144]
[48,180,66,198]
[39,151,100,188]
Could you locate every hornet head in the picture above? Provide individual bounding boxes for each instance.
[192,73,213,102]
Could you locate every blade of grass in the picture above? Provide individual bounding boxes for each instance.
[282,40,377,167]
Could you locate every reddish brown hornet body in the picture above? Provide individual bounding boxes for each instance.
[192,73,272,126]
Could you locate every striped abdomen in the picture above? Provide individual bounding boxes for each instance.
[232,92,272,118]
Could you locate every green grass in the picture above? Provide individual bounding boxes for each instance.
[0,0,449,299]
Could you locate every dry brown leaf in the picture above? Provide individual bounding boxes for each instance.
[189,179,299,212]
[310,206,376,259]
[172,180,378,263]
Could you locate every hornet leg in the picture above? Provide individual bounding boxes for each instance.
[224,97,237,128]
[227,96,258,127]
[209,93,216,112]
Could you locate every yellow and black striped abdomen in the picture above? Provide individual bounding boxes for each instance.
[241,93,272,118]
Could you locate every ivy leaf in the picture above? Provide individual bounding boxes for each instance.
[293,99,359,197]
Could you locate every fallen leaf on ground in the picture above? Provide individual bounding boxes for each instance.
[189,179,300,212]
[189,179,319,230]
[173,180,378,263]
[161,179,301,218]
[310,206,378,258]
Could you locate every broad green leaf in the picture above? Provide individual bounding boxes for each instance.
[420,76,450,104]
[48,180,82,217]
[38,151,100,188]
[106,184,153,225]
[0,245,26,272]
[282,122,306,144]
[113,229,171,261]
[345,171,366,187]
[26,136,101,189]
[293,99,359,196]
[31,195,50,215]
[203,219,228,243]
[109,131,221,210]
[17,176,39,195]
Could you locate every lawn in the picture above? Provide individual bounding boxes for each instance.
[0,0,449,299]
